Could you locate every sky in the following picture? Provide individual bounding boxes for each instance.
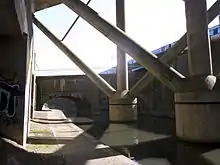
[34,0,219,75]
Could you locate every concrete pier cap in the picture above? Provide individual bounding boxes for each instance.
[109,90,137,122]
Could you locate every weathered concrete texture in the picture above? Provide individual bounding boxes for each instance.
[174,0,219,143]
[0,0,22,35]
[116,0,128,92]
[138,78,175,118]
[34,0,61,11]
[175,103,220,143]
[109,93,137,122]
[0,0,32,36]
[185,0,212,76]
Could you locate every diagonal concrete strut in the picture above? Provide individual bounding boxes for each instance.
[33,16,116,97]
[63,0,186,91]
[127,0,220,98]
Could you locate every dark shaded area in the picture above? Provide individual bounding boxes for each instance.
[86,122,109,140]
[42,96,91,118]
[0,138,65,165]
[112,137,220,165]
[28,137,77,144]
[135,115,176,135]
[43,97,78,117]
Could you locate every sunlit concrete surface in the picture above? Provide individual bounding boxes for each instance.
[29,110,139,165]
[101,124,169,147]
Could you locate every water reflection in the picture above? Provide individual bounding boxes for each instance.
[76,115,220,165]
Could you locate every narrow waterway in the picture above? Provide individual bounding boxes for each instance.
[43,98,220,165]
[75,115,220,165]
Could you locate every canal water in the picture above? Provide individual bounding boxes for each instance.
[75,114,220,165]
[44,98,220,165]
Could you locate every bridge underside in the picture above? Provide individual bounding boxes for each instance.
[1,0,220,148]
[0,0,23,35]
[33,0,220,144]
[34,0,62,11]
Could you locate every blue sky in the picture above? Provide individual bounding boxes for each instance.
[34,0,218,75]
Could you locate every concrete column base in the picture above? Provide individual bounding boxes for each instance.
[175,92,220,143]
[109,92,137,122]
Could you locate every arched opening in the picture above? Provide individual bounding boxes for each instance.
[41,96,91,117]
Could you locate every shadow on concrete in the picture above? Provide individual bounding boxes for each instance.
[18,101,220,165]
[27,134,220,165]
[26,118,114,165]
[55,104,220,165]
[85,122,109,140]
[0,138,65,165]
[28,133,120,165]
[4,106,220,165]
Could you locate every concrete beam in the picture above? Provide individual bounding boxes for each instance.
[0,0,25,35]
[127,0,220,98]
[63,0,185,91]
[34,0,61,11]
[33,16,116,97]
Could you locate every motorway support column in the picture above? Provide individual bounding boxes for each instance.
[109,91,137,122]
[116,0,128,91]
[175,0,220,142]
[109,0,137,122]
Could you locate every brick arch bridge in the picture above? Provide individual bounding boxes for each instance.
[35,74,116,117]
[41,93,91,117]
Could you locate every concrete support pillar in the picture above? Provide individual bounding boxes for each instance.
[175,0,220,142]
[108,0,137,122]
[109,91,137,122]
[116,0,128,91]
[185,0,212,76]
[175,92,220,142]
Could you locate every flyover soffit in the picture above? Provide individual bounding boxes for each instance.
[34,0,62,11]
